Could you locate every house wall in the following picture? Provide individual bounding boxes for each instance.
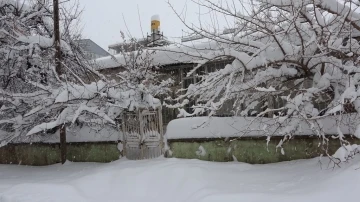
[159,64,192,125]
[96,59,236,126]
[98,67,125,81]
[166,136,360,164]
[159,60,236,125]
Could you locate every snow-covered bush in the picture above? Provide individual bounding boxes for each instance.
[0,1,171,146]
[0,0,109,145]
[106,34,174,111]
[167,0,360,154]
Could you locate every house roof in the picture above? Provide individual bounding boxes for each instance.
[76,39,110,57]
[95,37,235,70]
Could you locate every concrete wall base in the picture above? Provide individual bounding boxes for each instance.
[167,136,360,164]
[0,142,121,166]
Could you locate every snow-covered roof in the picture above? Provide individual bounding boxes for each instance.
[97,22,360,71]
[76,39,110,57]
[95,38,232,70]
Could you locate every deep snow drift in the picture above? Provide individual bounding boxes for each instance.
[0,157,359,202]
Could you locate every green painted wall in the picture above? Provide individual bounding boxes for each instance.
[0,142,120,166]
[67,143,120,163]
[2,136,359,165]
[167,136,360,164]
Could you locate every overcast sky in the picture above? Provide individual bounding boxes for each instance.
[77,0,237,51]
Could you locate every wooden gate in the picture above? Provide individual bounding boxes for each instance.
[122,108,163,160]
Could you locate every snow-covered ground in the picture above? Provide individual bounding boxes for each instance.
[0,157,359,202]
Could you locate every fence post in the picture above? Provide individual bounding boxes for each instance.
[138,109,144,160]
[158,107,164,154]
[121,112,127,159]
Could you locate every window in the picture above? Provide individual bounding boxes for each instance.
[180,60,233,114]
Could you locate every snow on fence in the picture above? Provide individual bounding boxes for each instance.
[3,126,122,144]
[165,114,360,140]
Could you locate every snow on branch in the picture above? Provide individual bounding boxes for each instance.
[0,0,166,146]
[0,0,173,146]
[72,103,115,125]
[165,0,360,158]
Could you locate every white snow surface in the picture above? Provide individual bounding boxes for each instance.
[151,14,160,21]
[0,157,359,202]
[166,114,360,139]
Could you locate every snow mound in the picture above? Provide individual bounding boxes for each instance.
[0,157,359,202]
[333,144,360,162]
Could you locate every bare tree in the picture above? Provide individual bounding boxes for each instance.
[167,0,360,160]
[0,0,172,157]
[0,0,111,148]
[101,33,174,111]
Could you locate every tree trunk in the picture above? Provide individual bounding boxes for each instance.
[60,125,67,164]
[267,95,275,118]
[53,0,66,164]
[53,0,62,76]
